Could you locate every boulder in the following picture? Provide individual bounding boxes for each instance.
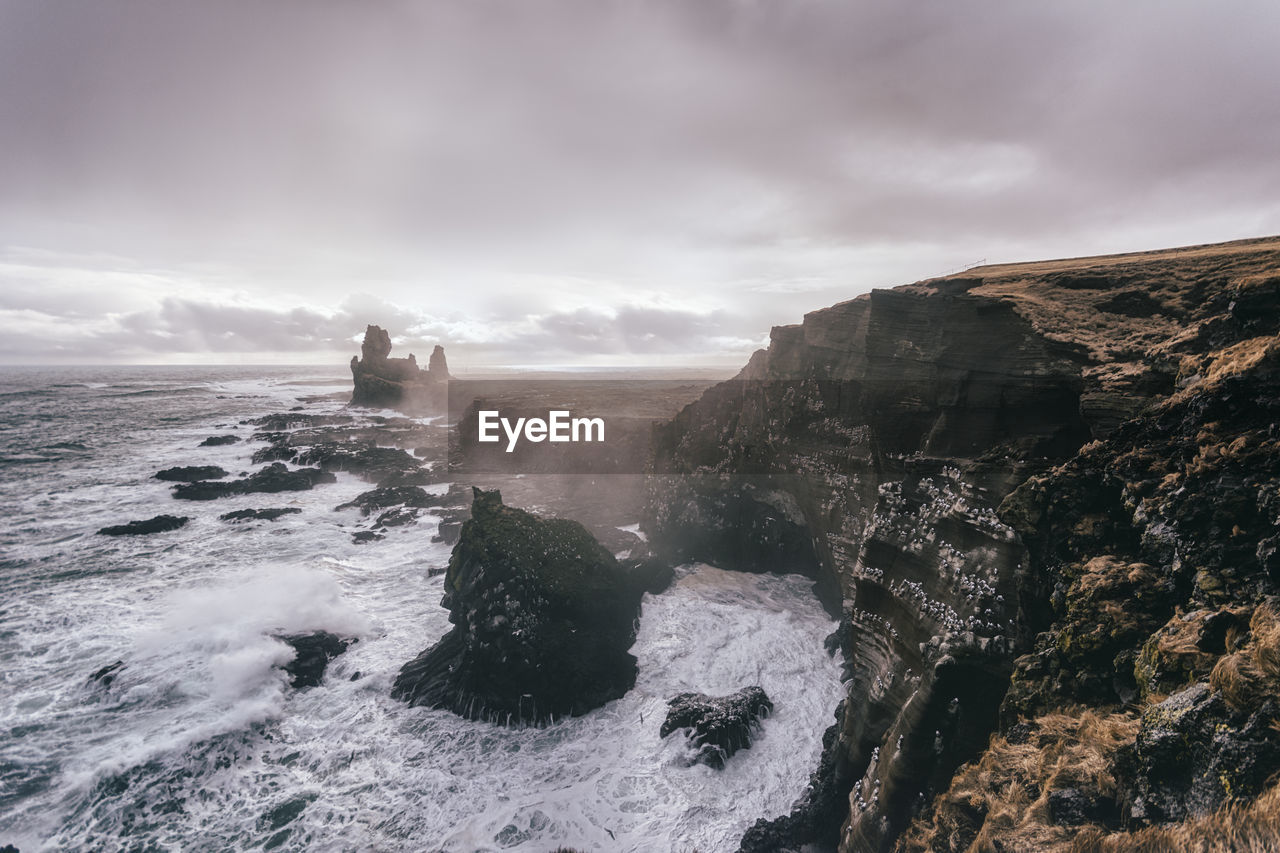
[97,515,189,536]
[1124,683,1280,823]
[198,435,240,447]
[392,488,641,724]
[171,463,335,500]
[277,632,353,688]
[219,508,302,523]
[154,465,228,482]
[660,686,774,769]
[88,660,125,687]
[335,485,440,515]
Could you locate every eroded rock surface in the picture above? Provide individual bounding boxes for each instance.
[171,463,335,500]
[392,487,641,724]
[642,236,1280,851]
[349,325,449,412]
[660,686,773,769]
[98,515,189,536]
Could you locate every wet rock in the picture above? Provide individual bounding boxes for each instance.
[432,517,465,545]
[660,686,773,769]
[244,413,354,431]
[392,488,641,724]
[277,632,352,688]
[373,507,419,528]
[336,485,440,515]
[171,463,336,500]
[97,515,189,536]
[198,434,240,447]
[294,441,422,483]
[351,530,383,544]
[88,660,125,686]
[219,508,302,523]
[154,465,228,482]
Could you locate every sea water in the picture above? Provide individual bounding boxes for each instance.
[0,366,843,852]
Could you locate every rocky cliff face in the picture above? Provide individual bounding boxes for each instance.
[643,236,1280,851]
[349,325,449,411]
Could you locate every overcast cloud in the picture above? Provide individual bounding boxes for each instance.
[2,0,1279,366]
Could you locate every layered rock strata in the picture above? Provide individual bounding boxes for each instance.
[643,236,1280,851]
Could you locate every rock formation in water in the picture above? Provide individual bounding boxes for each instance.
[170,462,336,500]
[278,632,352,688]
[643,236,1280,851]
[97,515,190,536]
[154,465,228,482]
[349,325,450,411]
[392,487,642,724]
[660,686,774,768]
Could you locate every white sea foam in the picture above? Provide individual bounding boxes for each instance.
[0,368,843,852]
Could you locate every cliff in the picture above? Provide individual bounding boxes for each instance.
[643,235,1280,851]
[349,325,450,411]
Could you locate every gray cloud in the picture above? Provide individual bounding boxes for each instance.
[1,1,1278,365]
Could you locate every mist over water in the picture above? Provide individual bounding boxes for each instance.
[0,366,842,852]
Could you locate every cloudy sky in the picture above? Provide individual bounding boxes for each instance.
[2,1,1279,367]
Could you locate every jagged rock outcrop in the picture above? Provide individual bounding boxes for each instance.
[349,325,449,412]
[154,465,228,482]
[170,463,335,500]
[392,488,642,724]
[642,236,1280,851]
[97,515,189,536]
[219,507,302,523]
[660,686,773,768]
[278,632,352,688]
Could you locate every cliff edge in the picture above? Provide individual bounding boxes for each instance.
[643,235,1280,851]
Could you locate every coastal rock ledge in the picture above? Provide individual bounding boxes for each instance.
[392,488,642,725]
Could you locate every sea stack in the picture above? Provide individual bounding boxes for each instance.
[349,324,449,412]
[392,488,642,724]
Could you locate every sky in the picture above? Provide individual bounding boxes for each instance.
[2,1,1279,368]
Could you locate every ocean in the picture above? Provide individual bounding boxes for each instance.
[0,366,842,852]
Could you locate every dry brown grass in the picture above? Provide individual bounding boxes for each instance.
[1211,602,1280,714]
[1068,784,1280,853]
[895,710,1139,853]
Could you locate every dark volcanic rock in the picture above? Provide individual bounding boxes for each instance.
[1123,684,1280,823]
[640,237,1280,852]
[198,434,241,447]
[154,465,228,482]
[219,507,302,523]
[171,463,336,500]
[335,485,440,515]
[349,324,449,412]
[278,632,352,688]
[98,515,189,536]
[373,507,420,528]
[392,488,641,724]
[89,660,126,687]
[660,686,773,769]
[294,441,422,483]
